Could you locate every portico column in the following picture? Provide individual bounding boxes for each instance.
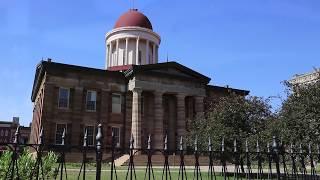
[136,37,140,64]
[132,88,142,149]
[195,96,205,116]
[176,93,186,139]
[125,38,129,64]
[146,40,149,64]
[106,44,110,69]
[153,91,164,150]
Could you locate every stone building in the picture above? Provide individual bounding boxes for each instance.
[0,117,30,144]
[30,9,249,152]
[289,68,320,86]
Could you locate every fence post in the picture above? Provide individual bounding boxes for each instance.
[208,137,215,180]
[272,136,281,180]
[162,134,171,180]
[96,124,103,180]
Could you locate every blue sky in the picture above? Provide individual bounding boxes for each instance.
[0,0,319,125]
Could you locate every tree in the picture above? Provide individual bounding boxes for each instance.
[186,93,273,151]
[277,79,320,145]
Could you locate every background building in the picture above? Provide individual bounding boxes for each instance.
[30,9,249,159]
[0,117,31,144]
[289,67,320,86]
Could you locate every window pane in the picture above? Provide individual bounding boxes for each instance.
[86,91,96,111]
[59,88,69,108]
[85,126,94,146]
[112,94,121,113]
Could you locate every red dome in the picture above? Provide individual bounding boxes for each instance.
[114,9,153,30]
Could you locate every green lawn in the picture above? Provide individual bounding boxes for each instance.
[54,164,224,180]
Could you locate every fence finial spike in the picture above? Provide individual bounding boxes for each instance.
[147,134,151,150]
[130,134,135,149]
[61,128,66,145]
[221,137,225,152]
[290,143,294,154]
[299,143,303,154]
[194,135,198,152]
[256,140,260,153]
[208,137,212,152]
[179,136,183,151]
[309,143,312,154]
[83,128,88,147]
[164,134,168,151]
[39,127,44,145]
[234,138,237,152]
[317,144,320,154]
[245,139,249,153]
[267,142,270,153]
[13,125,20,144]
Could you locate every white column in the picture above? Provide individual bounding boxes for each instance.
[145,40,149,64]
[152,43,156,64]
[156,45,159,63]
[132,88,142,149]
[106,43,109,69]
[136,37,140,65]
[125,38,129,65]
[109,42,113,67]
[116,39,119,66]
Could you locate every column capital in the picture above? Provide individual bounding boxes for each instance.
[154,91,165,96]
[176,93,187,99]
[132,88,143,94]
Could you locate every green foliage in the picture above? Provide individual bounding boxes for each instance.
[278,80,320,145]
[187,94,273,151]
[0,150,57,180]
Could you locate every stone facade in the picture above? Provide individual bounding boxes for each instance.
[30,61,249,153]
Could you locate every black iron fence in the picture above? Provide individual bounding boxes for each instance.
[1,124,320,180]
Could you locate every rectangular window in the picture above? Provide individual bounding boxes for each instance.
[55,124,67,145]
[111,127,120,147]
[58,88,69,108]
[86,90,97,111]
[85,126,94,146]
[112,93,121,113]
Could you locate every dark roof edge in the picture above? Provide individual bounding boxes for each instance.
[125,61,211,84]
[207,85,250,95]
[31,61,126,102]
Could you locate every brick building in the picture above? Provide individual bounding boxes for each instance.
[0,117,31,145]
[30,9,249,152]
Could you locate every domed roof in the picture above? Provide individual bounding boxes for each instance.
[114,9,153,30]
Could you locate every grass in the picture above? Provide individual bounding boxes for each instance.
[54,163,225,180]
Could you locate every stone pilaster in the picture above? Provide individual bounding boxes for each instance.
[194,96,205,116]
[72,87,83,145]
[131,88,142,149]
[176,93,186,140]
[153,91,164,150]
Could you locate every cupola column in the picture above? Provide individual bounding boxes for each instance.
[145,40,149,64]
[125,38,129,65]
[116,39,119,66]
[109,42,113,67]
[152,43,156,64]
[136,37,140,65]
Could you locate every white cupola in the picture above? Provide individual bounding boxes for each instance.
[105,9,161,71]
